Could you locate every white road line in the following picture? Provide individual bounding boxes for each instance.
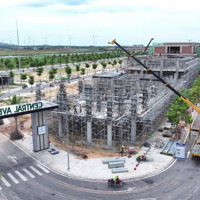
[37,164,50,173]
[187,151,190,158]
[0,186,2,190]
[30,166,43,176]
[23,168,35,178]
[15,171,27,181]
[1,177,11,187]
[7,173,19,184]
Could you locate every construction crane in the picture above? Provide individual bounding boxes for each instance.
[108,39,200,114]
[144,38,154,53]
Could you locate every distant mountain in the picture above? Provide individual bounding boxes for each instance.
[0,42,16,46]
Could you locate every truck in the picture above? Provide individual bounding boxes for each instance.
[191,135,200,159]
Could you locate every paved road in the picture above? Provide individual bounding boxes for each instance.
[0,130,200,200]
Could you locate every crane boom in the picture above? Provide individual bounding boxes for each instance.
[144,38,154,53]
[108,39,200,114]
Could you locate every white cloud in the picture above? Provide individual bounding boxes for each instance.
[0,0,200,45]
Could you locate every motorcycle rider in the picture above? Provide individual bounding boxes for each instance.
[113,175,119,186]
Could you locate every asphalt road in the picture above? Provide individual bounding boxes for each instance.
[0,131,200,200]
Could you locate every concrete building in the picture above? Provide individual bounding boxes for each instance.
[153,42,200,56]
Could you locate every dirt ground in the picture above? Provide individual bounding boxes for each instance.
[0,116,122,159]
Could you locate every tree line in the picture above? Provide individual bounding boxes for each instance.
[166,76,200,127]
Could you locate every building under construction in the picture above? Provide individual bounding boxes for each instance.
[48,55,199,148]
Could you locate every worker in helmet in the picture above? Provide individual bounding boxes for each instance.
[120,145,125,157]
[113,175,119,186]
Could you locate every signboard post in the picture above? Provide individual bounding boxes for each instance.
[175,143,186,160]
[20,121,24,130]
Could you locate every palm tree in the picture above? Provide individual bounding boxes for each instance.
[5,95,23,140]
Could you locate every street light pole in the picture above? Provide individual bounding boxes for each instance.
[16,20,22,87]
[66,106,70,171]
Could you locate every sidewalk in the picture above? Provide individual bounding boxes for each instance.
[10,131,174,181]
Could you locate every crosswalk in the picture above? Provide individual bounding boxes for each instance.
[0,164,50,190]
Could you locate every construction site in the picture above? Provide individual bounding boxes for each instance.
[39,53,200,150]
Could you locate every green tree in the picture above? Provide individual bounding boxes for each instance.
[165,96,193,126]
[92,63,98,74]
[20,73,27,86]
[28,76,34,92]
[49,71,54,82]
[76,64,80,77]
[9,71,14,84]
[43,56,47,67]
[36,67,44,83]
[80,68,85,79]
[101,62,107,72]
[4,59,12,70]
[49,58,55,68]
[7,62,14,71]
[65,66,72,83]
[111,61,115,68]
[118,60,123,68]
[48,68,57,82]
[108,61,112,70]
[0,58,4,70]
[85,63,90,75]
[21,60,26,72]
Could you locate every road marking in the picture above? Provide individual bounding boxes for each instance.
[37,164,50,173]
[15,171,27,181]
[7,156,17,164]
[23,168,35,178]
[187,151,190,158]
[1,177,11,187]
[7,173,19,184]
[30,166,42,176]
[0,186,2,190]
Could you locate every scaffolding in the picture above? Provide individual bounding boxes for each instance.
[47,55,200,147]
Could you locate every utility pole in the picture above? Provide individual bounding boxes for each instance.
[16,20,22,86]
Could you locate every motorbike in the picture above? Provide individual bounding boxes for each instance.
[107,178,124,186]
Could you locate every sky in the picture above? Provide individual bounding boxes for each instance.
[0,0,200,46]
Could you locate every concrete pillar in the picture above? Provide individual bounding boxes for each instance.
[58,115,63,137]
[32,111,49,152]
[130,97,137,142]
[107,124,112,146]
[175,60,179,83]
[131,120,136,142]
[87,121,92,143]
[160,60,163,78]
